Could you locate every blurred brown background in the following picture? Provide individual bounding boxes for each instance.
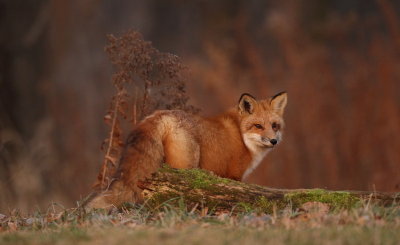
[1,0,400,212]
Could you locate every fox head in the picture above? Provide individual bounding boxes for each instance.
[238,92,287,154]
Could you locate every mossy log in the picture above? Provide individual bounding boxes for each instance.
[136,166,399,213]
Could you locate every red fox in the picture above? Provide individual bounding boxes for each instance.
[86,92,287,208]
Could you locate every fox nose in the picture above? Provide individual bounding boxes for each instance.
[270,139,278,145]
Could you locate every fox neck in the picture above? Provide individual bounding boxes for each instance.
[241,136,271,180]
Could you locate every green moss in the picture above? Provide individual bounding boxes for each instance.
[146,191,183,209]
[284,189,360,209]
[254,196,285,213]
[254,196,274,211]
[236,196,287,214]
[161,165,232,190]
[146,192,230,214]
[156,167,361,213]
[237,202,253,212]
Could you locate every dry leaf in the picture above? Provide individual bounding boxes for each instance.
[200,207,208,217]
[301,202,330,215]
[295,202,330,221]
[7,222,17,232]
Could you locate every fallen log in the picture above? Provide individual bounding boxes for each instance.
[133,166,399,213]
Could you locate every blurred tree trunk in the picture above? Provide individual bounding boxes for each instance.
[0,0,50,210]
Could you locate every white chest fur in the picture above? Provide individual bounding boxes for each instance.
[242,133,271,180]
[241,150,269,180]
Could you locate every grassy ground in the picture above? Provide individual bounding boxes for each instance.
[1,200,400,245]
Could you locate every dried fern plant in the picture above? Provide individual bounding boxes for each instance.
[94,30,198,191]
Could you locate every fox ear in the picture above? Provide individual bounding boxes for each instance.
[238,93,257,114]
[270,91,287,116]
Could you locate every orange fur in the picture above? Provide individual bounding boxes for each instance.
[86,92,287,209]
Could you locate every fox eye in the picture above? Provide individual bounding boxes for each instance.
[272,122,280,131]
[254,124,263,129]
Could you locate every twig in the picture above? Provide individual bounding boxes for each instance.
[100,92,121,188]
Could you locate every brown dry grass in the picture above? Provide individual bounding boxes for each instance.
[1,200,400,245]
